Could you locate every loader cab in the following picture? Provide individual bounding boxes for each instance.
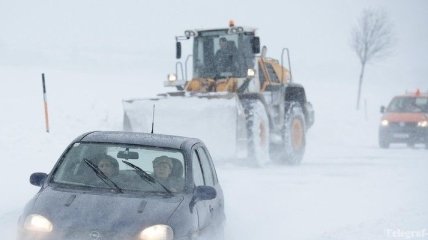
[193,29,257,79]
[183,28,259,79]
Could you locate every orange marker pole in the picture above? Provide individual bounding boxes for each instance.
[42,73,50,133]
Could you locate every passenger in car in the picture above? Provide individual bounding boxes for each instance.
[153,156,184,192]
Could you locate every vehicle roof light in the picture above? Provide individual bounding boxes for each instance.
[184,30,197,38]
[228,27,244,34]
[229,20,235,27]
[416,89,421,96]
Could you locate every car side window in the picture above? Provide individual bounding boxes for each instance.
[202,147,218,184]
[197,147,214,186]
[192,150,205,186]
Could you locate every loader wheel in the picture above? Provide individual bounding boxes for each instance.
[291,118,304,150]
[272,102,306,165]
[244,100,270,166]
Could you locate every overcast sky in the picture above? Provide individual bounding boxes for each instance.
[0,0,427,97]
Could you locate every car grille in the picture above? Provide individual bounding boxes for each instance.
[382,121,427,140]
[60,230,132,240]
[389,122,417,128]
[388,122,418,132]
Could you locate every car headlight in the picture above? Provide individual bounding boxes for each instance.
[381,120,389,126]
[139,224,173,240]
[24,214,53,233]
[418,120,428,127]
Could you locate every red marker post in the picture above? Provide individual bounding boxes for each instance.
[42,73,50,133]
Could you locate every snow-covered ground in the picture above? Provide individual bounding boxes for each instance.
[223,148,428,240]
[0,65,427,240]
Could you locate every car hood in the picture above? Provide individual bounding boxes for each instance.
[382,112,428,122]
[29,187,183,236]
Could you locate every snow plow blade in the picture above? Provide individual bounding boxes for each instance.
[122,93,247,162]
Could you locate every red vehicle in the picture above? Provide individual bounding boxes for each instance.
[379,90,428,149]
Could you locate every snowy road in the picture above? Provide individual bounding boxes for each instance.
[3,144,426,240]
[221,146,428,240]
[1,68,427,239]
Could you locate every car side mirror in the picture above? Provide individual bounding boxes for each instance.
[30,172,48,187]
[189,186,217,212]
[194,186,216,201]
[380,106,385,113]
[252,37,260,54]
[176,42,182,59]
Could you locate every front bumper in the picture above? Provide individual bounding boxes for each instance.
[17,228,136,240]
[379,122,428,144]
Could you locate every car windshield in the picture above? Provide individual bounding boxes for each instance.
[386,97,428,113]
[52,142,185,193]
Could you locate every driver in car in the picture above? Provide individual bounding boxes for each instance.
[96,155,119,178]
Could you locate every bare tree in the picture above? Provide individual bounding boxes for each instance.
[351,8,394,110]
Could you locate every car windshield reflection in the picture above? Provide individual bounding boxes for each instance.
[51,143,185,193]
[387,97,428,113]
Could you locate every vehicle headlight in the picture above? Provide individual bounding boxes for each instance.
[24,214,53,233]
[381,120,389,126]
[139,224,173,240]
[247,68,255,78]
[167,74,177,82]
[418,120,428,127]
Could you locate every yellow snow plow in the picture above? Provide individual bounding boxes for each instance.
[123,22,314,165]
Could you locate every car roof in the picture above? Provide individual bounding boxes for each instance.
[76,131,201,149]
[395,90,428,98]
[396,94,428,98]
[193,26,257,34]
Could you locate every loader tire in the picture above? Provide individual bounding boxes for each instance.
[273,102,306,165]
[243,100,270,166]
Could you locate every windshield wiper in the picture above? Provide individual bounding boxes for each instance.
[121,160,172,194]
[83,159,123,193]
